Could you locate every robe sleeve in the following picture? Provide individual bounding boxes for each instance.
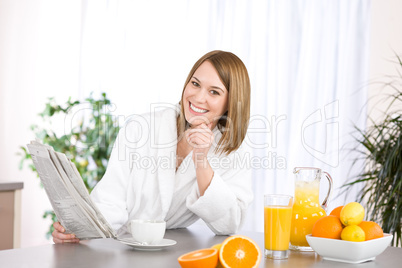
[90,121,139,231]
[185,145,253,235]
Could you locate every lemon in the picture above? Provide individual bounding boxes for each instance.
[341,225,366,242]
[340,202,365,226]
[211,243,222,251]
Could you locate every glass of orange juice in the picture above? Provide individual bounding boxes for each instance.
[264,194,293,259]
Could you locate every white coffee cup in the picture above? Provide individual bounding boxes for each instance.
[129,219,166,245]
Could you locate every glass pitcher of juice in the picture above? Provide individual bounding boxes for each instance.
[289,167,333,251]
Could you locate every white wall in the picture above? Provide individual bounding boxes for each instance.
[368,0,402,120]
[0,0,82,247]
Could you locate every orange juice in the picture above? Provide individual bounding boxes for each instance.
[264,206,293,251]
[290,181,326,247]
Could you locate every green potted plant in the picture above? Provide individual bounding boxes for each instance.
[18,92,120,238]
[344,56,402,247]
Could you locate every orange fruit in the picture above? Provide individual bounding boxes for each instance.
[219,235,261,268]
[358,221,384,240]
[178,248,218,268]
[329,206,344,219]
[211,244,224,268]
[312,215,343,239]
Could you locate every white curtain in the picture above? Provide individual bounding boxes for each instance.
[1,0,370,247]
[184,0,370,232]
[78,0,370,231]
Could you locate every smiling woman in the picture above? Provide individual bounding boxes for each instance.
[52,50,254,243]
[178,50,251,156]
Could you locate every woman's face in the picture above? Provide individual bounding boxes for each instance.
[183,61,228,128]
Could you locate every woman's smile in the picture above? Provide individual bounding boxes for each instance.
[189,102,209,114]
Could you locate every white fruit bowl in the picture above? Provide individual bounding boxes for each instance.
[306,233,393,264]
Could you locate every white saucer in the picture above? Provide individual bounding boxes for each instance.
[116,237,177,250]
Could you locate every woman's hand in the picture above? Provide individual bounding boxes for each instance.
[186,123,215,196]
[52,222,80,244]
[186,123,214,167]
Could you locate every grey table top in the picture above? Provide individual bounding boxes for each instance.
[0,224,400,268]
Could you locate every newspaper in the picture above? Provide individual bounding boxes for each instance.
[27,141,117,240]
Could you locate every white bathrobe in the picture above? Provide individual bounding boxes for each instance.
[90,105,253,235]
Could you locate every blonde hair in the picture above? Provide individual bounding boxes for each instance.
[177,50,251,155]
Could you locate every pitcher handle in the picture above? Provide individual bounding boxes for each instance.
[321,172,333,211]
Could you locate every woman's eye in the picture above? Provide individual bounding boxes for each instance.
[210,90,220,95]
[192,81,200,87]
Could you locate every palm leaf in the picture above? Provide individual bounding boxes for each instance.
[343,55,402,247]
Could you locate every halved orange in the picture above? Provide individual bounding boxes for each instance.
[219,235,262,268]
[178,248,218,268]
